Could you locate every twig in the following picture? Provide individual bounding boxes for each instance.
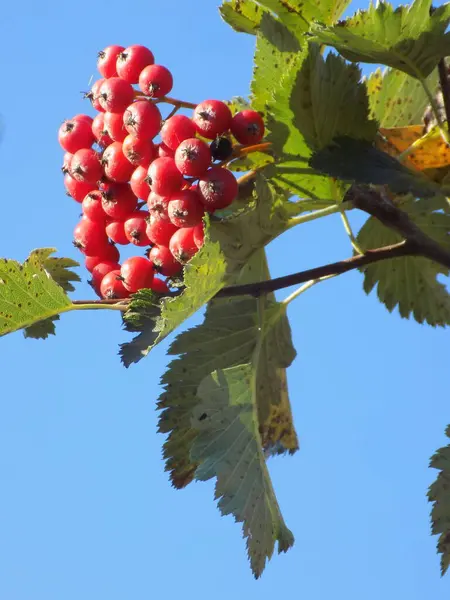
[438,58,450,133]
[216,241,415,298]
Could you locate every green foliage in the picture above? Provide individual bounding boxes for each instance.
[366,68,438,127]
[158,249,298,576]
[192,363,294,579]
[0,248,77,338]
[310,0,450,79]
[428,425,450,575]
[356,196,450,326]
[219,0,268,34]
[121,229,227,366]
[310,137,441,197]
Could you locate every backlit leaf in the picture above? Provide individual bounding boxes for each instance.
[428,425,450,575]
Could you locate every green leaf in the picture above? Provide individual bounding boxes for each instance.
[366,68,439,127]
[158,249,299,486]
[252,17,349,202]
[310,0,450,79]
[120,229,227,365]
[192,363,294,579]
[356,196,450,326]
[219,0,268,34]
[22,252,80,339]
[428,425,450,576]
[228,151,274,172]
[310,136,441,198]
[289,44,377,151]
[0,248,73,337]
[158,249,298,577]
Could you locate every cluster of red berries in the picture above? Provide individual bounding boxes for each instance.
[59,44,265,299]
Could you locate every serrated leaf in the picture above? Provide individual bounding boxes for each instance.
[120,231,227,365]
[356,196,450,326]
[219,0,268,34]
[366,68,438,127]
[192,363,294,579]
[228,151,274,172]
[158,249,298,487]
[310,136,441,197]
[428,425,450,575]
[310,0,450,79]
[289,44,377,151]
[0,248,73,337]
[252,17,348,202]
[23,316,60,340]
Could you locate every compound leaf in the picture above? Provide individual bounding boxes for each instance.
[310,136,441,197]
[366,68,438,127]
[0,248,73,338]
[192,363,294,579]
[356,196,450,326]
[428,425,450,576]
[310,0,450,79]
[219,0,269,34]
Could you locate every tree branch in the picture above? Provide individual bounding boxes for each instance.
[216,240,415,298]
[438,58,450,132]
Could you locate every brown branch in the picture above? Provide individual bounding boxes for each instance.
[216,241,415,298]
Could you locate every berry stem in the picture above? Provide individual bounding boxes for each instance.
[281,275,336,306]
[135,93,197,110]
[234,142,272,157]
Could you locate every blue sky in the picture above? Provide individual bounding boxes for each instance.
[0,0,448,598]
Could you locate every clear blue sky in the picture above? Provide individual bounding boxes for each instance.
[0,1,448,598]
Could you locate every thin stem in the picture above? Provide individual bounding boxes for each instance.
[438,58,450,129]
[165,104,181,120]
[340,208,365,254]
[154,96,197,110]
[233,142,272,157]
[287,202,347,229]
[419,75,449,144]
[72,302,128,312]
[282,274,336,306]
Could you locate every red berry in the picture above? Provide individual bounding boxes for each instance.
[91,261,122,289]
[82,190,108,223]
[130,165,151,199]
[123,100,161,139]
[175,138,211,177]
[169,227,199,263]
[100,270,129,299]
[58,118,95,153]
[70,148,103,184]
[149,245,182,277]
[198,166,238,210]
[160,115,196,151]
[120,256,154,292]
[105,220,130,245]
[73,114,93,125]
[151,277,170,294]
[62,152,73,174]
[92,113,113,147]
[116,45,154,84]
[97,45,125,78]
[147,191,170,219]
[102,142,135,182]
[103,111,127,142]
[138,64,173,98]
[192,100,232,139]
[64,173,96,202]
[98,77,134,113]
[146,215,178,246]
[231,110,265,145]
[123,135,155,166]
[168,189,204,228]
[124,212,151,246]
[101,181,137,219]
[85,244,120,272]
[73,218,109,255]
[158,142,174,158]
[193,222,205,249]
[147,157,183,195]
[87,79,106,112]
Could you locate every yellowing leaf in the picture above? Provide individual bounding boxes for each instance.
[377,125,450,170]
